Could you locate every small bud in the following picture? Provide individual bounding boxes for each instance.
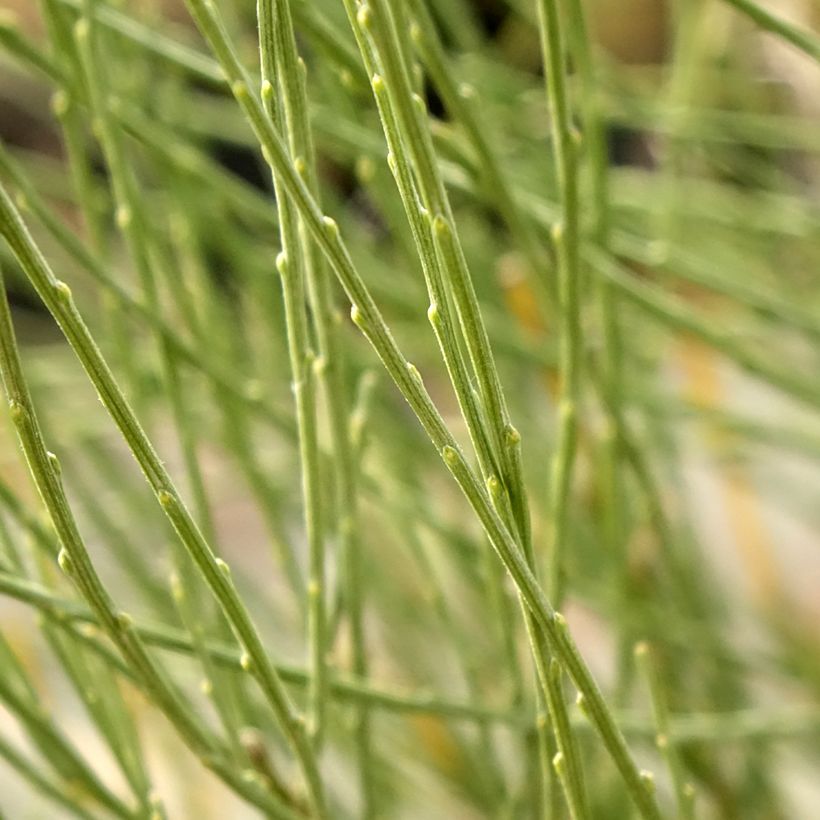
[294,156,307,177]
[442,446,460,468]
[53,280,72,302]
[8,400,24,423]
[406,362,423,385]
[115,612,133,630]
[307,580,321,598]
[200,678,213,696]
[432,214,449,238]
[575,692,587,713]
[656,733,669,750]
[551,221,564,244]
[458,83,476,100]
[216,558,231,578]
[339,69,354,89]
[554,611,567,629]
[552,751,565,774]
[371,73,385,95]
[57,548,73,575]
[350,304,365,328]
[504,424,521,447]
[232,80,249,101]
[411,93,425,114]
[14,192,28,212]
[313,356,327,377]
[427,302,440,327]
[486,475,501,498]
[276,251,288,276]
[357,4,372,29]
[634,641,649,659]
[115,205,131,230]
[241,768,265,785]
[639,770,655,793]
[157,490,175,509]
[170,572,184,602]
[240,652,252,672]
[73,18,90,43]
[261,80,274,102]
[355,156,375,184]
[51,90,70,118]
[46,452,61,476]
[321,215,339,240]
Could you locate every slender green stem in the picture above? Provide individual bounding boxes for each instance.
[257,1,329,755]
[259,0,375,804]
[535,0,582,607]
[635,642,696,819]
[721,0,820,61]
[544,656,588,819]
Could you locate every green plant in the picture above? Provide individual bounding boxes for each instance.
[0,0,818,817]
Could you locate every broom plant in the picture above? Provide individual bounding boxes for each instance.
[0,0,818,816]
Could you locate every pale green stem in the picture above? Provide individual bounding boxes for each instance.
[73,0,251,756]
[260,0,374,801]
[256,4,328,756]
[358,0,533,551]
[635,642,696,819]
[721,0,820,61]
[342,7,534,805]
[535,0,582,607]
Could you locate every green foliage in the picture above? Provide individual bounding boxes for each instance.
[0,0,818,817]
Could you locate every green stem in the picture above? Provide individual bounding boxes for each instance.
[635,642,696,819]
[257,1,328,756]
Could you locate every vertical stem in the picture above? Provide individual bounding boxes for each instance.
[257,0,328,754]
[535,0,582,608]
[635,642,696,818]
